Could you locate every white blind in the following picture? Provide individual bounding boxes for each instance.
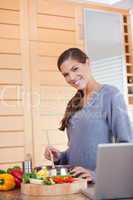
[91,55,125,94]
[91,57,133,128]
[84,8,128,99]
[84,8,132,125]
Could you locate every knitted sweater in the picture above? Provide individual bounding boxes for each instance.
[56,85,133,174]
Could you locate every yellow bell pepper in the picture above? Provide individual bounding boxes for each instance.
[0,174,16,191]
[36,168,49,178]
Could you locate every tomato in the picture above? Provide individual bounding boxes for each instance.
[53,176,75,184]
[53,176,64,184]
[63,177,75,183]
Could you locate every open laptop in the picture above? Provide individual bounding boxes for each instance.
[81,143,133,200]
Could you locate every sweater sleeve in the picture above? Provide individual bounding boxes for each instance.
[54,149,69,165]
[109,90,133,142]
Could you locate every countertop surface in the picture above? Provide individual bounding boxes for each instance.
[1,189,133,200]
[0,189,89,200]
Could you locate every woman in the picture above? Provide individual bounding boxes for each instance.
[44,48,133,182]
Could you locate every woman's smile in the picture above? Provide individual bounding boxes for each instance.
[71,78,86,89]
[60,59,90,90]
[74,79,81,86]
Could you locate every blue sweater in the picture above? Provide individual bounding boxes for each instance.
[56,85,133,172]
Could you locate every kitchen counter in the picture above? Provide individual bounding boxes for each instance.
[0,189,89,200]
[1,189,133,200]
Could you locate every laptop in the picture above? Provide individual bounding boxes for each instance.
[81,143,133,200]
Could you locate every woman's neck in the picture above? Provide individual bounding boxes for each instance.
[83,80,102,105]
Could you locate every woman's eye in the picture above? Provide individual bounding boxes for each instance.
[73,67,78,71]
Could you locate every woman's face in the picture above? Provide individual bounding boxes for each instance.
[60,58,91,90]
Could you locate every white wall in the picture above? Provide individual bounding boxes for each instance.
[114,0,133,9]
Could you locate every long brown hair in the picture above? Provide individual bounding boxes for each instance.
[57,48,88,131]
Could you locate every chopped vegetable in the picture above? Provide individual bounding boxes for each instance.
[23,171,37,183]
[23,173,31,183]
[36,168,49,178]
[43,175,76,185]
[52,176,75,184]
[23,167,76,185]
[0,174,16,191]
[7,166,23,188]
[43,177,55,185]
[0,169,6,174]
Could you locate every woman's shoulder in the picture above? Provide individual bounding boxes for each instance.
[102,84,121,96]
[101,84,125,108]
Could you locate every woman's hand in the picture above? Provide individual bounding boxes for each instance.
[44,146,61,161]
[70,166,92,182]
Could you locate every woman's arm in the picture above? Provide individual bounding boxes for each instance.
[109,90,133,142]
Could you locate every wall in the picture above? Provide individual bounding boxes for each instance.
[114,0,133,9]
[0,0,131,167]
[0,0,33,168]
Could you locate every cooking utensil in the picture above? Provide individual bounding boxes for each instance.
[48,149,55,169]
[48,150,57,176]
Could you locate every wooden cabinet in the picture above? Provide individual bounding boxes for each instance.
[122,14,133,105]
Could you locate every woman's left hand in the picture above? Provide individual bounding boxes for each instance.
[70,166,92,182]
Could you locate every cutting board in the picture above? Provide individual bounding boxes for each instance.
[21,178,87,196]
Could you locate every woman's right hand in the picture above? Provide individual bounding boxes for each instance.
[44,146,61,161]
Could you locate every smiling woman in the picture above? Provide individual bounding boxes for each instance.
[44,48,133,183]
[58,49,91,90]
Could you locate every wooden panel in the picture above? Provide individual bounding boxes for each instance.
[0,54,21,69]
[41,129,67,147]
[37,0,75,17]
[40,115,62,130]
[38,28,75,44]
[0,163,22,169]
[75,6,84,46]
[0,0,20,10]
[0,132,24,147]
[37,15,75,31]
[20,0,34,158]
[0,86,22,100]
[0,24,19,39]
[0,147,24,163]
[0,70,22,84]
[38,144,51,166]
[38,42,74,57]
[129,97,133,104]
[39,130,48,145]
[0,116,24,131]
[40,100,67,115]
[29,0,76,166]
[0,100,23,115]
[39,56,58,71]
[0,10,19,24]
[40,86,75,100]
[40,71,67,86]
[0,39,20,54]
[47,130,68,145]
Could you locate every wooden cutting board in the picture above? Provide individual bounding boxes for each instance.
[21,178,87,196]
